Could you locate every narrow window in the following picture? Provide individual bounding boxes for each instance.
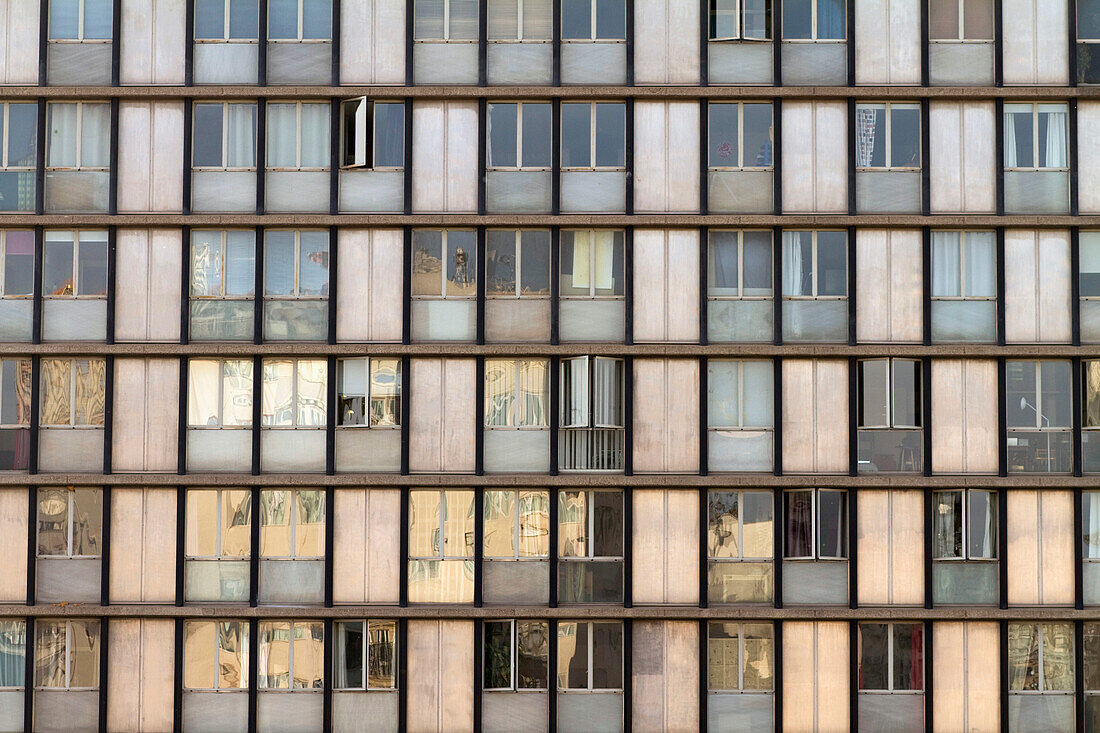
[183,620,250,690]
[333,620,397,690]
[257,620,324,689]
[0,104,38,212]
[483,619,550,690]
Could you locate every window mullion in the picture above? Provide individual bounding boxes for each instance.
[811,236,819,298]
[738,625,745,691]
[885,105,893,169]
[1035,365,1043,429]
[737,232,744,298]
[515,231,523,297]
[64,621,72,689]
[738,103,744,169]
[1037,625,1045,692]
[887,625,894,692]
[78,0,85,41]
[590,104,597,166]
[444,0,451,41]
[69,362,77,426]
[588,622,594,690]
[224,0,231,41]
[222,104,230,167]
[75,104,83,170]
[441,231,448,296]
[298,0,304,41]
[517,104,525,169]
[737,491,745,560]
[67,492,75,557]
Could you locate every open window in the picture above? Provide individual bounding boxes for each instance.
[559,356,624,471]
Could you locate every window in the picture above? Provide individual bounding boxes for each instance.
[1008,623,1074,693]
[484,620,550,690]
[855,103,920,170]
[708,103,773,169]
[711,0,771,40]
[486,230,551,298]
[561,103,626,170]
[784,489,847,560]
[708,622,774,692]
[190,230,257,341]
[487,102,551,170]
[1006,360,1073,474]
[263,229,329,341]
[185,489,252,562]
[188,359,254,428]
[931,231,996,301]
[414,0,479,40]
[39,358,105,428]
[1083,232,1100,305]
[1004,104,1069,171]
[42,230,107,299]
[411,230,477,299]
[35,620,99,690]
[0,231,36,299]
[340,100,404,170]
[561,0,626,40]
[0,620,25,689]
[857,358,922,474]
[259,489,324,560]
[194,0,260,40]
[707,490,774,603]
[707,230,773,341]
[558,490,624,603]
[46,103,110,172]
[483,490,551,560]
[183,620,249,690]
[559,356,624,471]
[0,103,37,212]
[260,359,327,428]
[0,358,31,471]
[337,358,400,427]
[782,0,845,40]
[488,0,552,40]
[556,621,623,690]
[268,0,331,40]
[408,489,475,603]
[932,489,997,560]
[37,488,101,558]
[560,230,625,298]
[782,230,846,300]
[1085,362,1100,472]
[257,620,324,689]
[485,359,550,428]
[708,359,774,441]
[192,103,257,170]
[49,0,112,40]
[929,0,994,41]
[334,620,396,690]
[266,103,330,170]
[1080,0,1100,82]
[858,623,924,692]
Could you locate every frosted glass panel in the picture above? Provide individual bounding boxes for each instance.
[335,429,401,473]
[258,559,324,604]
[194,44,259,85]
[47,44,112,85]
[0,301,33,341]
[183,691,249,733]
[411,300,476,341]
[929,42,995,85]
[560,43,627,84]
[708,42,773,84]
[708,171,774,213]
[781,561,848,604]
[708,299,773,342]
[708,431,773,472]
[1004,171,1070,214]
[187,429,252,473]
[559,300,625,342]
[487,44,553,85]
[414,44,479,84]
[708,695,773,731]
[557,693,623,733]
[192,171,257,213]
[782,300,847,342]
[933,561,997,604]
[484,430,550,473]
[856,171,921,213]
[708,562,773,603]
[37,558,100,603]
[260,430,325,472]
[184,560,250,602]
[560,171,627,213]
[859,695,924,733]
[781,43,846,85]
[267,43,332,84]
[483,561,549,604]
[486,171,552,213]
[332,693,399,733]
[339,171,404,213]
[931,300,997,342]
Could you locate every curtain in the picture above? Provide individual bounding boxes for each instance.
[592,357,621,427]
[79,104,110,168]
[299,104,330,168]
[710,236,739,293]
[784,492,813,557]
[965,233,997,297]
[562,357,589,427]
[0,620,24,687]
[1040,105,1068,169]
[969,491,995,559]
[227,104,256,169]
[781,232,805,296]
[592,231,615,291]
[931,232,961,298]
[1088,493,1100,559]
[266,104,297,168]
[520,359,549,427]
[47,104,78,168]
[855,106,878,167]
[933,491,961,558]
[1003,108,1018,168]
[817,0,846,39]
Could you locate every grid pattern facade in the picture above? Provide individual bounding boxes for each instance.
[2,0,1100,732]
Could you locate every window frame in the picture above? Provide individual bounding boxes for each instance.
[558,229,625,299]
[1003,102,1071,172]
[559,101,627,172]
[560,0,626,42]
[854,102,922,171]
[190,229,257,302]
[710,0,772,42]
[183,619,250,691]
[707,229,774,301]
[259,488,325,560]
[411,229,479,300]
[0,233,34,301]
[45,102,110,172]
[707,621,775,693]
[781,0,846,42]
[257,619,325,691]
[932,488,998,561]
[485,229,552,299]
[486,101,552,172]
[929,0,994,42]
[339,98,405,171]
[781,230,848,301]
[0,103,37,173]
[260,358,328,429]
[267,0,332,41]
[48,0,112,42]
[187,358,255,429]
[263,229,330,301]
[557,489,624,562]
[559,356,624,430]
[488,0,552,41]
[333,619,398,691]
[707,101,774,171]
[34,619,99,691]
[556,620,624,692]
[930,230,997,302]
[194,0,261,43]
[37,487,101,559]
[706,359,774,432]
[192,101,258,172]
[483,619,551,692]
[1007,360,1073,431]
[0,619,25,690]
[41,230,108,300]
[484,358,551,429]
[414,0,480,42]
[857,358,923,430]
[408,489,476,564]
[1008,622,1075,695]
[483,489,551,561]
[336,357,401,429]
[184,487,252,561]
[708,489,775,564]
[39,358,105,429]
[858,622,925,694]
[783,488,848,561]
[0,357,32,432]
[265,102,331,172]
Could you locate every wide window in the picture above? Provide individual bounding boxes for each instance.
[337,358,400,427]
[486,230,551,298]
[414,0,479,40]
[561,0,626,40]
[784,489,847,560]
[929,0,994,40]
[485,359,550,428]
[257,620,324,689]
[260,359,327,428]
[707,360,774,472]
[194,0,260,40]
[560,230,625,298]
[42,230,107,299]
[484,620,550,690]
[708,103,774,169]
[556,621,623,690]
[858,623,924,692]
[782,0,845,40]
[333,620,397,690]
[266,103,330,171]
[1008,622,1074,693]
[407,489,476,603]
[192,103,257,171]
[1006,360,1073,474]
[190,230,257,341]
[782,230,846,299]
[0,358,31,471]
[711,0,771,40]
[488,0,552,40]
[855,103,920,170]
[188,358,254,428]
[183,620,250,690]
[932,489,997,560]
[484,490,551,560]
[46,103,109,172]
[268,0,331,40]
[708,622,774,692]
[487,102,552,170]
[259,489,324,560]
[263,229,329,341]
[412,229,478,299]
[49,0,112,40]
[37,488,101,559]
[0,103,38,212]
[857,358,922,474]
[561,103,626,170]
[35,620,99,689]
[340,100,404,170]
[1004,104,1069,171]
[558,489,623,603]
[39,358,105,428]
[707,490,774,603]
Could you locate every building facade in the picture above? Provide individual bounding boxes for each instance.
[0,0,1099,731]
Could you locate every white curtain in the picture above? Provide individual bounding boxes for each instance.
[592,357,621,427]
[1003,108,1018,168]
[266,104,297,168]
[933,496,959,558]
[47,104,78,168]
[965,233,997,298]
[931,232,961,297]
[1040,105,1068,169]
[79,103,110,168]
[300,104,330,168]
[1088,492,1100,559]
[561,357,589,427]
[781,232,805,296]
[227,104,256,168]
[187,359,222,426]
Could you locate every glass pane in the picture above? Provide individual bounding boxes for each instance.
[35,621,66,687]
[1040,360,1072,428]
[815,231,847,296]
[296,359,327,426]
[859,359,890,427]
[415,0,445,39]
[592,492,623,557]
[230,0,260,38]
[261,360,294,426]
[711,0,738,38]
[932,491,963,558]
[72,359,104,426]
[446,231,477,296]
[518,490,549,557]
[412,230,443,296]
[83,0,113,39]
[222,360,254,428]
[817,0,846,39]
[782,0,812,38]
[0,359,31,426]
[222,490,252,557]
[594,0,625,38]
[707,622,738,690]
[488,103,518,168]
[294,490,324,557]
[259,490,291,556]
[1007,361,1038,428]
[742,623,774,690]
[517,621,549,689]
[336,622,363,689]
[557,622,588,688]
[817,491,847,558]
[183,621,216,689]
[264,231,295,296]
[1037,105,1069,168]
[520,230,551,295]
[558,491,587,557]
[1005,106,1034,168]
[369,358,401,427]
[266,104,297,168]
[856,105,887,167]
[742,361,774,427]
[367,621,395,688]
[521,104,552,168]
[965,232,996,297]
[373,102,405,168]
[193,105,224,168]
[1083,622,1100,690]
[39,359,71,426]
[301,0,332,39]
[859,623,890,690]
[443,490,476,558]
[742,491,774,558]
[191,233,224,297]
[268,0,298,38]
[6,104,38,168]
[484,621,512,689]
[338,359,367,425]
[449,0,479,39]
[1043,623,1075,691]
[47,105,78,169]
[708,491,739,559]
[893,623,923,691]
[79,104,110,168]
[37,489,70,555]
[561,103,591,168]
[784,491,813,558]
[486,231,517,296]
[708,104,739,167]
[67,620,99,688]
[71,488,101,556]
[890,106,921,168]
[590,622,623,689]
[707,360,739,427]
[594,103,625,168]
[561,0,590,38]
[745,232,773,295]
[77,234,108,295]
[968,491,997,559]
[299,105,330,168]
[184,490,217,556]
[483,490,516,557]
[743,104,773,167]
[43,235,74,297]
[929,0,959,39]
[218,621,248,689]
[3,231,35,296]
[298,231,329,296]
[892,360,921,427]
[50,0,80,39]
[963,0,994,38]
[226,104,256,169]
[225,231,256,295]
[931,231,961,297]
[1008,623,1040,691]
[708,232,739,293]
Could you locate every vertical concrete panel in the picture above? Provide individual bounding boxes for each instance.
[341,0,406,84]
[0,488,27,602]
[108,619,175,732]
[117,102,184,213]
[1080,102,1100,213]
[782,622,816,733]
[110,488,177,603]
[814,102,849,214]
[1039,490,1074,605]
[633,0,699,84]
[857,490,891,605]
[782,102,815,212]
[407,620,441,733]
[632,359,699,473]
[413,102,478,213]
[333,488,400,604]
[632,490,698,605]
[0,0,40,84]
[337,229,404,342]
[114,228,182,342]
[113,358,179,472]
[933,359,999,474]
[631,230,668,342]
[410,359,444,472]
[891,489,925,605]
[1037,230,1072,343]
[121,0,186,84]
[439,620,474,733]
[1003,0,1068,84]
[856,0,922,84]
[1007,490,1041,605]
[441,359,476,472]
[816,622,850,732]
[814,360,850,473]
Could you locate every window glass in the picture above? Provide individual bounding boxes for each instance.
[268,0,298,38]
[594,103,625,167]
[484,621,512,689]
[858,359,890,427]
[1083,234,1100,297]
[36,620,100,689]
[1082,0,1100,38]
[193,104,225,168]
[893,623,923,690]
[782,0,812,38]
[3,232,34,297]
[195,0,223,38]
[891,105,920,167]
[0,621,26,687]
[709,104,739,167]
[374,102,405,168]
[1005,105,1035,168]
[711,0,738,38]
[302,0,332,39]
[817,491,846,558]
[859,623,890,690]
[257,621,324,689]
[4,104,37,169]
[561,104,591,167]
[967,490,996,559]
[561,0,591,38]
[594,0,625,38]
[784,490,813,557]
[50,0,80,39]
[83,0,113,38]
[522,103,552,168]
[557,621,589,688]
[1037,104,1069,168]
[488,103,518,168]
[816,231,848,296]
[559,230,624,296]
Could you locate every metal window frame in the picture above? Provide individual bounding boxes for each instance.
[265,102,331,172]
[409,488,476,563]
[706,229,774,302]
[857,357,923,430]
[929,229,998,303]
[483,488,551,561]
[483,357,551,428]
[41,229,108,301]
[484,229,553,299]
[332,618,398,692]
[706,358,774,431]
[260,357,327,429]
[560,0,627,42]
[183,487,252,561]
[558,488,624,563]
[781,229,849,301]
[36,487,100,559]
[780,0,847,42]
[932,488,999,561]
[47,0,112,42]
[1003,102,1072,173]
[707,488,775,563]
[706,620,775,693]
[857,622,925,694]
[1007,359,1074,430]
[262,229,329,301]
[258,488,324,561]
[190,229,257,302]
[411,228,479,301]
[38,357,105,428]
[559,101,627,172]
[0,356,32,429]
[854,101,922,172]
[335,356,402,429]
[706,101,774,172]
[266,0,331,42]
[191,101,259,173]
[193,0,262,43]
[558,228,625,300]
[44,102,111,172]
[186,357,255,429]
[556,619,625,692]
[1008,622,1076,695]
[0,103,38,172]
[34,618,99,691]
[257,619,325,691]
[182,619,251,691]
[709,0,773,42]
[338,98,406,172]
[486,101,552,172]
[928,0,996,43]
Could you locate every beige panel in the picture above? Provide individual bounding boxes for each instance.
[340,0,405,84]
[817,622,850,732]
[113,358,180,473]
[1080,102,1100,214]
[856,490,891,605]
[120,0,186,84]
[333,488,400,604]
[118,101,185,213]
[0,0,39,84]
[781,360,848,474]
[632,490,699,605]
[1005,230,1072,343]
[1010,490,1074,605]
[633,0,700,85]
[1003,0,1069,85]
[336,229,404,342]
[1040,491,1074,605]
[856,229,922,343]
[107,619,175,733]
[632,621,699,732]
[930,101,997,213]
[410,359,476,473]
[0,488,27,602]
[634,102,700,213]
[783,102,848,213]
[890,489,925,605]
[855,0,921,84]
[407,620,473,733]
[632,229,700,343]
[632,359,699,473]
[932,359,999,474]
[115,229,182,342]
[110,488,177,603]
[933,622,1000,733]
[784,622,850,733]
[1007,490,1041,605]
[782,622,816,732]
[412,101,478,213]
